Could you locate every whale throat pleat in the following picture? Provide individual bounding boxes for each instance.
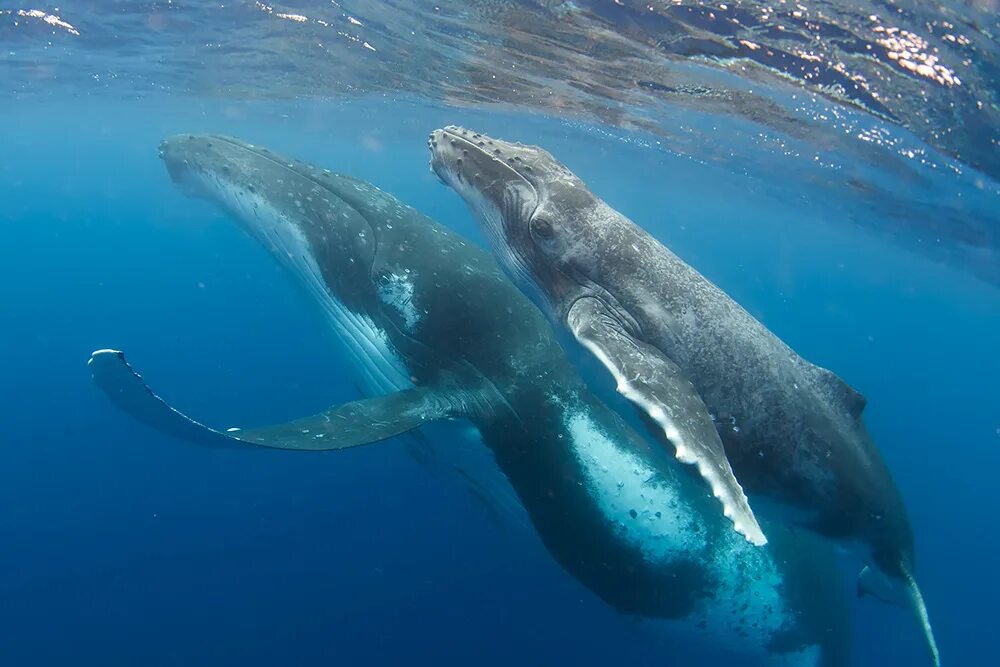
[220,179,412,396]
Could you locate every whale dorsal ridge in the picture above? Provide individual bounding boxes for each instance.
[815,368,867,420]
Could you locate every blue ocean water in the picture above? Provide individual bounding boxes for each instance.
[2,3,999,665]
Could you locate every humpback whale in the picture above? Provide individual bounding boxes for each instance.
[92,134,848,665]
[429,126,938,665]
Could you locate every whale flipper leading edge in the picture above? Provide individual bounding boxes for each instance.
[566,298,766,546]
[89,349,459,451]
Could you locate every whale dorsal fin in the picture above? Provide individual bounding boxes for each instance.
[89,349,461,451]
[565,297,767,547]
[815,368,866,420]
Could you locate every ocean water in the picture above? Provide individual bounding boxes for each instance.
[2,3,999,666]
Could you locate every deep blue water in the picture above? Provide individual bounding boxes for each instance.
[1,96,997,666]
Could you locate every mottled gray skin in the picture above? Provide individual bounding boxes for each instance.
[429,126,937,663]
[140,134,852,665]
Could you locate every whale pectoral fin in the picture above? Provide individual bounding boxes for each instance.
[565,298,766,547]
[89,349,458,451]
[904,570,941,667]
[858,566,940,666]
[857,565,909,605]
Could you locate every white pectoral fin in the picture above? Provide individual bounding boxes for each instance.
[565,298,766,546]
[906,572,941,667]
[88,349,458,452]
[858,565,940,666]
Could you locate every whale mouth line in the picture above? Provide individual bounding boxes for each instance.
[429,127,542,237]
[159,135,378,293]
[162,134,334,202]
[161,133,382,270]
[429,127,555,313]
[158,135,410,398]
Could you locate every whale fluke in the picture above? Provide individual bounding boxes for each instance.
[89,349,460,451]
[565,297,766,546]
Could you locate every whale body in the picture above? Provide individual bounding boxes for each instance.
[92,134,850,665]
[429,125,937,665]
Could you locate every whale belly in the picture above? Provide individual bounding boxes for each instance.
[564,408,803,658]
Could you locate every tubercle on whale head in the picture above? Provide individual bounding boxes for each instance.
[158,133,268,202]
[158,133,292,237]
[160,136,211,198]
[428,125,565,186]
[157,133,379,303]
[427,126,608,316]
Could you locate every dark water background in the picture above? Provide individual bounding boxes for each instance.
[2,2,999,665]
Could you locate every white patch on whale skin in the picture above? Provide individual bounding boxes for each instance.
[566,408,795,657]
[205,172,412,397]
[566,409,706,560]
[573,329,767,548]
[703,528,788,643]
[181,165,538,566]
[377,273,420,333]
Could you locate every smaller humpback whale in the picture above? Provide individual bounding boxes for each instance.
[429,126,938,665]
[91,134,849,665]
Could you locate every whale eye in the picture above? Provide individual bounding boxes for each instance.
[530,217,555,242]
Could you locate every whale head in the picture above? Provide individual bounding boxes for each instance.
[428,126,614,319]
[159,133,379,305]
